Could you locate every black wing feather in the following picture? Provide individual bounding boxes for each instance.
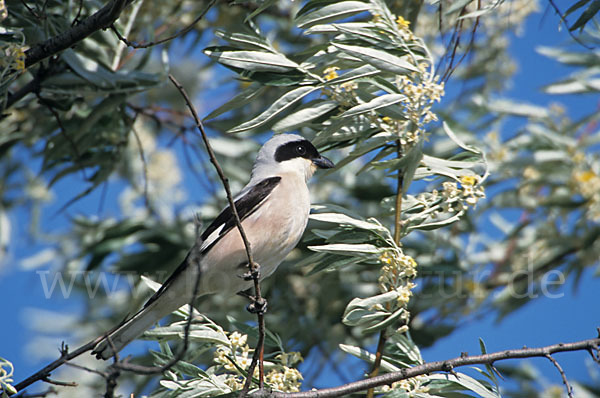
[143,176,281,308]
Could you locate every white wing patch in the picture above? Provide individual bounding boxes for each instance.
[200,223,225,253]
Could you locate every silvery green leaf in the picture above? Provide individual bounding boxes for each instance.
[214,30,273,51]
[203,48,299,72]
[418,154,484,180]
[307,243,382,255]
[390,334,423,364]
[228,86,319,133]
[295,1,370,29]
[332,132,395,168]
[543,76,600,94]
[304,22,373,35]
[186,328,230,346]
[341,94,407,118]
[362,306,406,334]
[344,291,400,313]
[426,373,500,398]
[442,122,481,154]
[310,212,390,233]
[273,100,337,132]
[536,45,600,66]
[486,98,550,119]
[526,123,578,146]
[343,307,388,326]
[333,23,397,48]
[204,84,267,120]
[339,344,401,372]
[533,150,569,163]
[61,49,115,89]
[407,212,464,231]
[333,43,419,74]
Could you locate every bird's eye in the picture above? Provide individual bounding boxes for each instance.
[296,145,306,156]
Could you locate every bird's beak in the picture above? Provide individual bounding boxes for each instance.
[312,155,335,169]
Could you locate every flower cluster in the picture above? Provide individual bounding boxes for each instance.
[378,249,418,324]
[212,331,304,393]
[1,0,7,20]
[0,358,17,396]
[321,10,444,150]
[395,15,415,41]
[440,176,485,212]
[572,167,600,221]
[213,331,252,373]
[1,45,26,73]
[383,70,444,146]
[265,367,303,392]
[323,66,339,81]
[380,375,429,396]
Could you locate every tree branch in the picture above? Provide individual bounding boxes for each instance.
[4,0,132,112]
[11,331,118,394]
[261,335,600,398]
[24,0,131,69]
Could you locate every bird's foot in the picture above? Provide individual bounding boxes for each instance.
[246,296,267,314]
[240,261,261,281]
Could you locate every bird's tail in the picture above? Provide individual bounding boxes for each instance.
[92,299,171,360]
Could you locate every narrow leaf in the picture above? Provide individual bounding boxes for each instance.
[333,43,419,74]
[570,0,600,31]
[228,86,319,133]
[295,1,370,29]
[341,94,407,117]
[204,48,299,72]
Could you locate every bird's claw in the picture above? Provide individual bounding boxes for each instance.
[246,297,267,314]
[240,261,261,281]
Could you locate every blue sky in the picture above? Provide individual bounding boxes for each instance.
[1,4,599,395]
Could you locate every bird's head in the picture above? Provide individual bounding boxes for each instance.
[252,134,334,182]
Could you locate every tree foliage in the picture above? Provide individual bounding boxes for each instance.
[1,0,599,397]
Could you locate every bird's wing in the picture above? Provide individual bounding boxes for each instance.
[142,176,282,308]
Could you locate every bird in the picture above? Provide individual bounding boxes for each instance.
[92,133,334,359]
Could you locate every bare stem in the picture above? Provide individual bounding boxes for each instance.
[366,141,404,398]
[265,335,600,398]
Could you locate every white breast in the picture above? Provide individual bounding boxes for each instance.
[198,172,311,295]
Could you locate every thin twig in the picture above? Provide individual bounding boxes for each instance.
[71,0,84,26]
[64,362,108,378]
[103,341,120,398]
[366,142,404,398]
[264,336,600,398]
[167,74,266,396]
[545,354,574,398]
[131,124,150,208]
[40,377,77,388]
[19,0,40,19]
[111,0,217,49]
[12,327,120,394]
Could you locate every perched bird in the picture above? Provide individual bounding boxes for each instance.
[93,134,334,359]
